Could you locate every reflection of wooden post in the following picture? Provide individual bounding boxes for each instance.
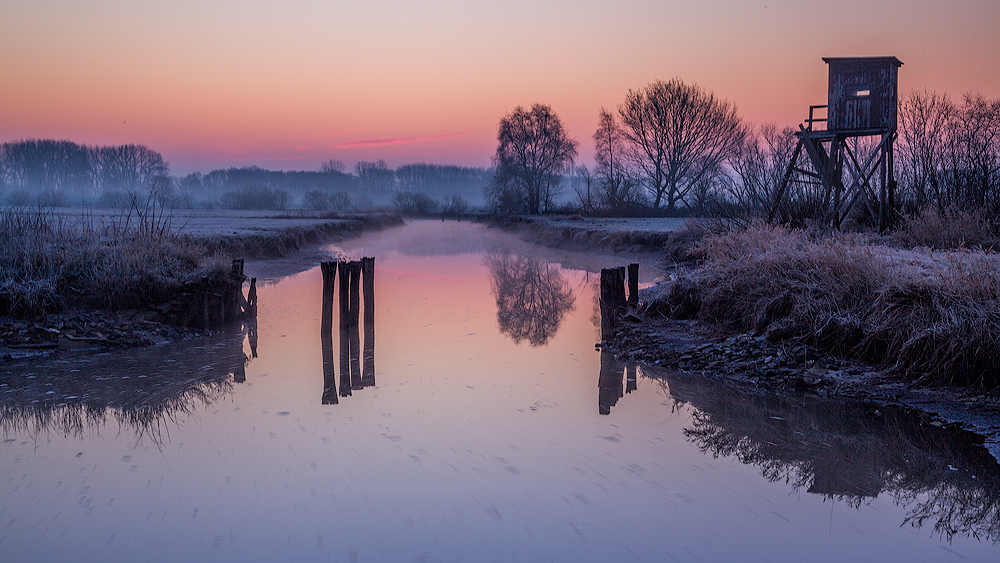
[227,259,244,323]
[598,347,624,415]
[320,261,337,334]
[361,257,375,387]
[338,261,352,396]
[322,329,338,404]
[246,277,257,313]
[627,263,639,307]
[247,317,258,359]
[600,267,627,339]
[626,365,637,394]
[320,261,338,404]
[349,261,362,390]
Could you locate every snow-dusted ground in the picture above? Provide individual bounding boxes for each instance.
[43,207,368,237]
[538,215,691,233]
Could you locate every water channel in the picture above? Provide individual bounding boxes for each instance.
[2,220,999,562]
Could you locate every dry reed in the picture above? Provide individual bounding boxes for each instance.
[661,224,1000,388]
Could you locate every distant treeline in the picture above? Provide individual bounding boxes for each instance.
[0,141,491,209]
[0,139,168,206]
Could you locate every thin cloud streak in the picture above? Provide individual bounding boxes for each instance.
[332,132,464,149]
[907,57,1000,84]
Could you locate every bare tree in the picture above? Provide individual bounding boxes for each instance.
[592,108,643,214]
[488,103,577,214]
[618,79,747,211]
[354,160,394,193]
[0,139,92,194]
[899,90,955,211]
[725,124,797,221]
[945,92,1000,211]
[321,159,346,174]
[93,144,168,193]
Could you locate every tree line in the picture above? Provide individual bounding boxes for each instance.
[0,140,490,210]
[487,80,1000,225]
[5,80,997,220]
[0,140,168,206]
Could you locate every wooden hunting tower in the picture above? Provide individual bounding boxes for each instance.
[772,56,903,230]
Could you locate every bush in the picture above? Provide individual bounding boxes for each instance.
[6,190,32,206]
[442,195,469,215]
[220,185,291,210]
[302,189,331,211]
[895,206,999,250]
[97,190,133,208]
[303,190,352,211]
[392,191,439,214]
[36,189,68,208]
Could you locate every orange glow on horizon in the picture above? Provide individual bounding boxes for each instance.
[2,1,999,174]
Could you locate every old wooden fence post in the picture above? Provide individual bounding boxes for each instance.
[627,263,639,307]
[361,256,376,388]
[600,266,627,339]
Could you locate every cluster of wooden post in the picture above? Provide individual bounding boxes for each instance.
[168,259,257,330]
[599,262,639,339]
[320,257,375,405]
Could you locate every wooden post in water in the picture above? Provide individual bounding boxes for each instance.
[627,263,639,307]
[600,267,627,339]
[338,261,352,397]
[320,260,338,404]
[322,329,338,404]
[361,256,376,388]
[348,261,363,390]
[320,261,338,334]
[227,259,245,323]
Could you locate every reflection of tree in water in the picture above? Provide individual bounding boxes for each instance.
[485,249,575,346]
[653,372,1000,542]
[0,326,253,444]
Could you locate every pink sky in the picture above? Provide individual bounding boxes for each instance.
[2,0,999,175]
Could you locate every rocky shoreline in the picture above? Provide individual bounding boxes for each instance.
[604,288,1000,461]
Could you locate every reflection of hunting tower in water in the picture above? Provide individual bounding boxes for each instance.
[485,250,575,346]
[320,258,376,405]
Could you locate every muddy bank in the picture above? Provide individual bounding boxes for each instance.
[187,211,402,259]
[0,212,402,359]
[605,286,1000,461]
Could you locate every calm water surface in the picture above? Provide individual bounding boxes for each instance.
[2,220,999,562]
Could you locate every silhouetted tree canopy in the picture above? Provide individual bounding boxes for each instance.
[487,104,578,214]
[618,79,747,210]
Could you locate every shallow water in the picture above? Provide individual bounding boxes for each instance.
[2,220,999,562]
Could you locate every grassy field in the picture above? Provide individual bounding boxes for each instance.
[0,205,401,317]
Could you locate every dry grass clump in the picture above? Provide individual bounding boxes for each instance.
[896,206,1000,250]
[663,224,1000,388]
[0,207,212,316]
